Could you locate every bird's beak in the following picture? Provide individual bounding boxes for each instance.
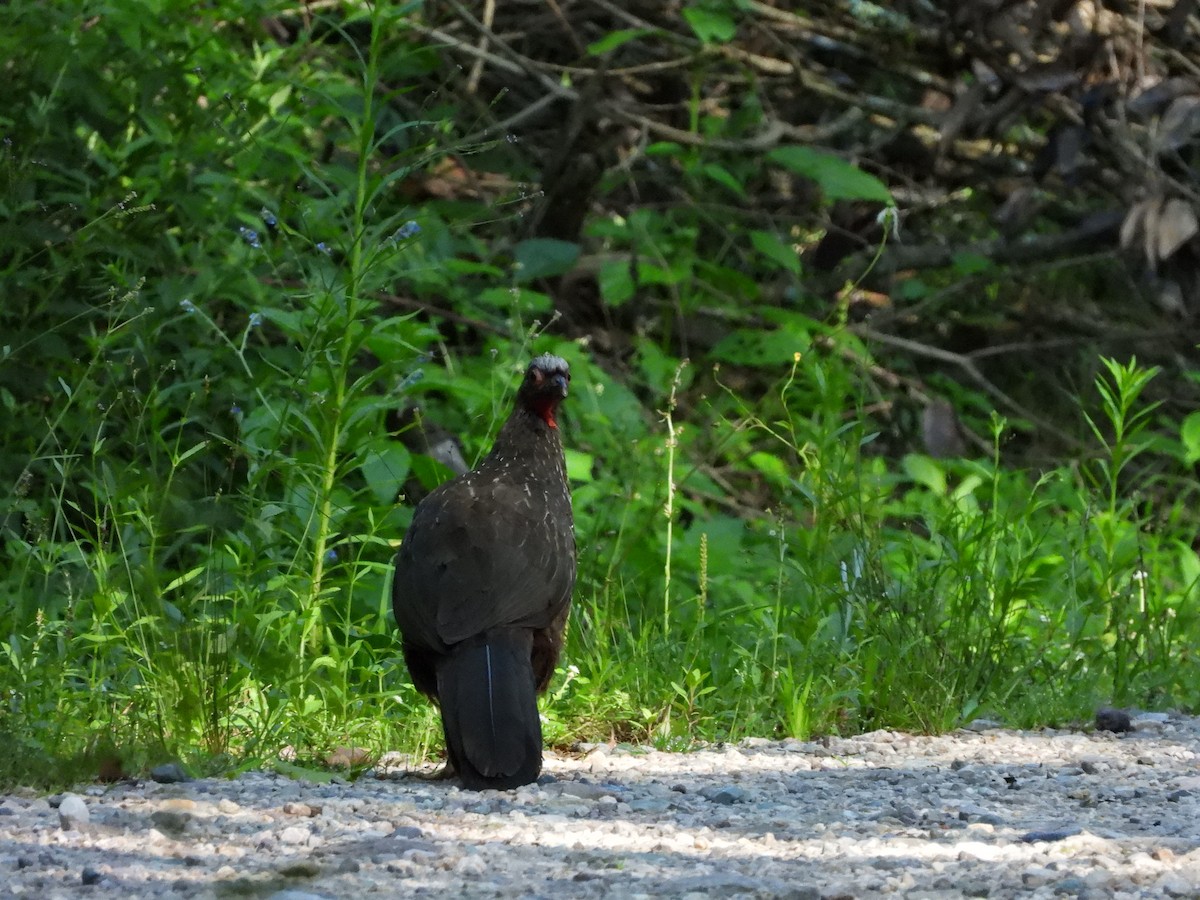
[551,373,569,397]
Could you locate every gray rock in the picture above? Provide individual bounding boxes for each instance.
[551,780,614,801]
[1054,876,1089,894]
[279,825,310,845]
[1021,825,1083,843]
[656,872,780,895]
[149,809,191,836]
[57,793,89,830]
[627,798,671,814]
[702,785,748,804]
[1160,872,1200,897]
[964,718,1005,731]
[150,762,191,784]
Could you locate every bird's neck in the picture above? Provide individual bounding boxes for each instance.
[481,407,566,483]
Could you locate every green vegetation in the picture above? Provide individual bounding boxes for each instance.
[2,1,1198,786]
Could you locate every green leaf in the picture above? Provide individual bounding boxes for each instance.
[710,327,809,366]
[359,444,411,505]
[512,238,580,281]
[1182,411,1200,464]
[767,146,893,204]
[588,28,654,55]
[409,454,459,492]
[903,454,947,495]
[565,448,595,482]
[750,230,801,275]
[682,6,736,43]
[646,141,685,157]
[749,451,789,488]
[599,259,636,306]
[951,253,993,276]
[700,162,745,197]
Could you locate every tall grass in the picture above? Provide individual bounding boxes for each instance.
[2,1,1199,788]
[553,353,1200,745]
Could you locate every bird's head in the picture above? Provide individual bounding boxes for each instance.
[518,354,570,429]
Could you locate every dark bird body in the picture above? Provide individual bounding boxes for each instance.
[392,355,575,790]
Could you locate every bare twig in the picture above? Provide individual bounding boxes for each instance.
[465,0,496,94]
[851,325,1084,448]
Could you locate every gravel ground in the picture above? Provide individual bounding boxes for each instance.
[3,712,1200,899]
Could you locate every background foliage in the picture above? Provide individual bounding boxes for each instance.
[2,0,1199,785]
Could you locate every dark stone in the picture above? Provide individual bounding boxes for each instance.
[627,798,671,814]
[1020,825,1082,843]
[81,866,102,885]
[278,859,321,877]
[1095,707,1134,733]
[150,762,191,784]
[702,785,748,804]
[390,839,439,857]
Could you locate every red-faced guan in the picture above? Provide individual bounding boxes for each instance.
[392,355,576,790]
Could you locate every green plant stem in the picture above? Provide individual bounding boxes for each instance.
[301,6,384,658]
[661,361,687,637]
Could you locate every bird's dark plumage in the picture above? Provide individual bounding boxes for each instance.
[392,355,576,790]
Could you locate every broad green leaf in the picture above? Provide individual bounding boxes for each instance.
[1182,411,1200,464]
[710,327,809,366]
[638,261,687,286]
[749,451,790,488]
[750,230,801,275]
[359,444,411,505]
[683,6,736,43]
[768,146,893,204]
[903,454,947,495]
[951,252,993,276]
[565,448,595,482]
[599,259,636,306]
[512,238,580,281]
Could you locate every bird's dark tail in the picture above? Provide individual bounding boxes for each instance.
[436,629,542,790]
